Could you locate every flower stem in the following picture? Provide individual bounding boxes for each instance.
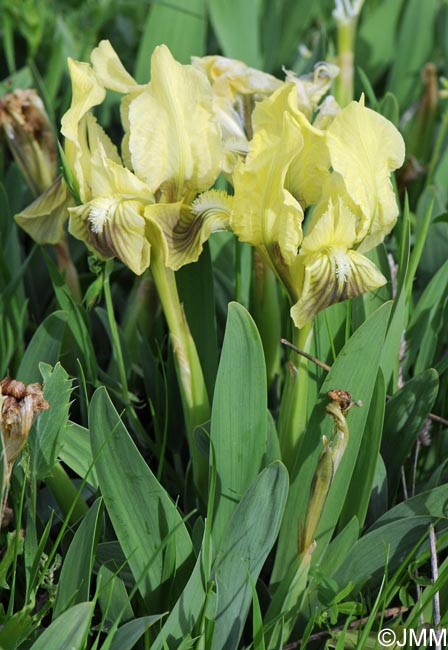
[333,0,365,108]
[334,19,355,107]
[278,320,313,472]
[122,270,158,362]
[150,251,210,494]
[53,235,82,304]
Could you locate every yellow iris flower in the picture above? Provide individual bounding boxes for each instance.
[229,85,405,327]
[60,40,226,274]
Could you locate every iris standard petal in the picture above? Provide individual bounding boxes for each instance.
[128,45,223,199]
[326,97,405,250]
[231,109,304,270]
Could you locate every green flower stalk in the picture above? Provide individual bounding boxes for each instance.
[333,0,365,107]
[298,389,361,554]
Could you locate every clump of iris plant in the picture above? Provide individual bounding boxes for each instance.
[14,40,404,489]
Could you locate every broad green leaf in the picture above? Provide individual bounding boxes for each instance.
[151,539,207,650]
[28,362,72,479]
[266,410,281,465]
[29,602,94,650]
[313,301,347,367]
[109,615,166,650]
[371,484,448,530]
[135,0,206,82]
[95,542,134,588]
[211,462,289,650]
[210,302,267,550]
[207,0,263,67]
[273,302,392,582]
[98,565,134,626]
[17,310,67,383]
[53,498,103,618]
[319,516,360,579]
[333,507,448,594]
[339,369,385,529]
[59,421,98,488]
[381,369,439,498]
[89,387,193,608]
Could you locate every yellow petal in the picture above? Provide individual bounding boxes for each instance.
[291,250,386,327]
[69,198,150,275]
[286,109,330,207]
[300,197,357,255]
[326,98,405,250]
[61,59,106,200]
[231,95,305,271]
[128,45,223,199]
[86,113,121,165]
[68,143,154,275]
[192,55,281,99]
[89,142,154,202]
[15,176,73,244]
[61,59,105,144]
[253,84,330,207]
[145,190,231,270]
[90,40,138,93]
[290,199,387,327]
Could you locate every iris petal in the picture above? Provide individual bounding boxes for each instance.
[128,45,223,199]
